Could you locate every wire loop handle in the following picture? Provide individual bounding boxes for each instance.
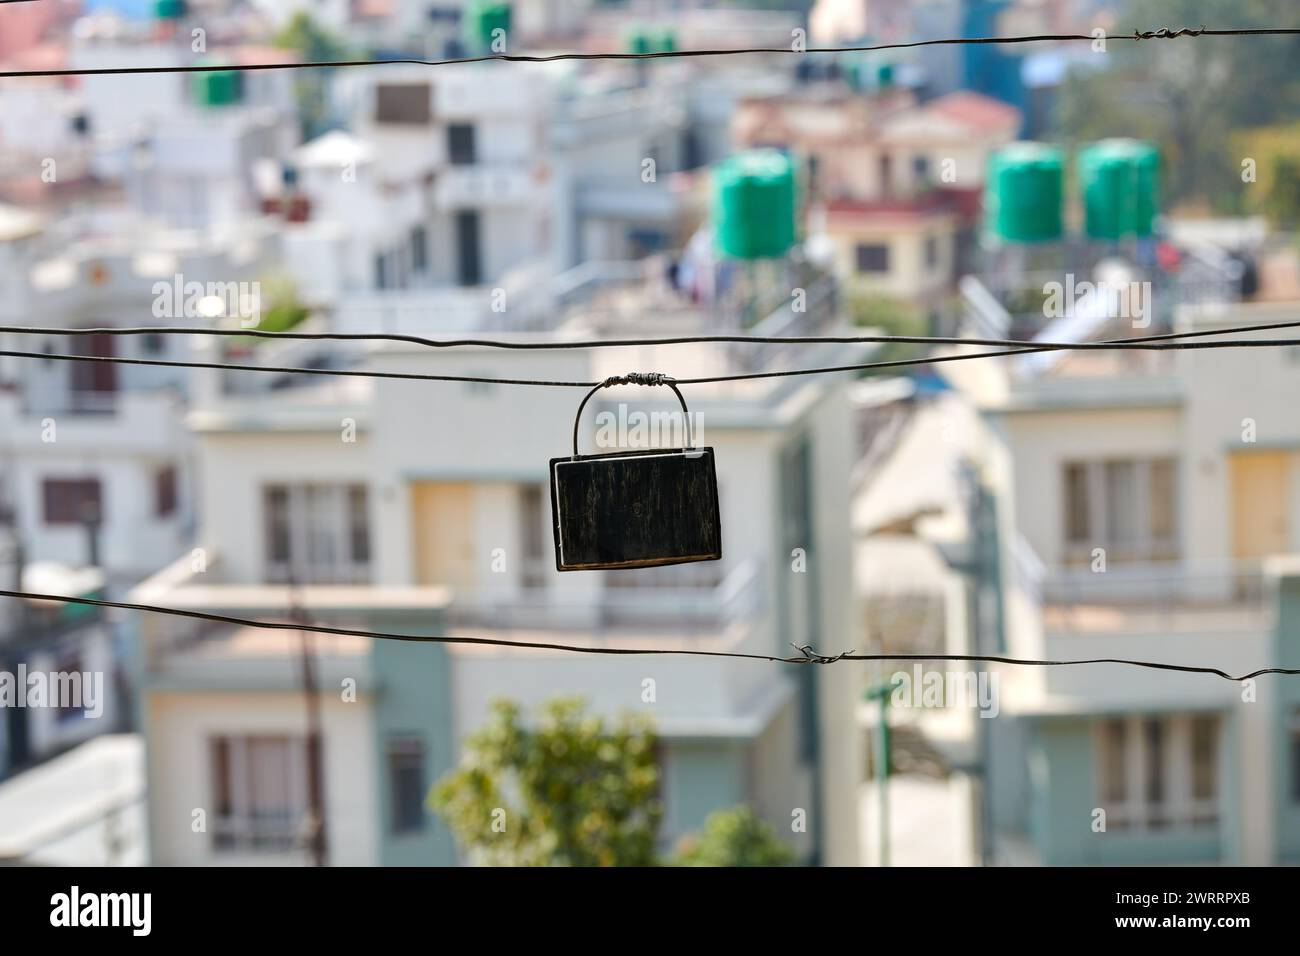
[571,373,692,458]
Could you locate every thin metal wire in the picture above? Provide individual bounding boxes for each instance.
[0,26,1296,79]
[5,318,1300,388]
[5,318,1300,353]
[2,588,1291,681]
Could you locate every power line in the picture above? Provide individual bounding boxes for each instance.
[2,587,1292,682]
[0,26,1296,79]
[4,318,1300,389]
[4,317,1300,353]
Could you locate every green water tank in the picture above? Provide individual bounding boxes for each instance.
[876,62,895,88]
[192,68,243,108]
[1079,139,1160,240]
[154,0,186,18]
[626,28,653,55]
[843,58,863,89]
[713,150,797,260]
[464,1,511,54]
[625,27,676,55]
[984,143,1064,243]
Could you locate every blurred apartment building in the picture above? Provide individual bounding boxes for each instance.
[21,21,872,866]
[129,261,867,865]
[936,270,1300,865]
[0,557,126,779]
[854,117,1300,862]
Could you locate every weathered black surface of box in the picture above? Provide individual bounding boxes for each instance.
[550,447,722,571]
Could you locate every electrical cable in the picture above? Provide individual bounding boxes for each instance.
[4,317,1300,353]
[3,587,1293,682]
[0,26,1296,79]
[4,318,1300,389]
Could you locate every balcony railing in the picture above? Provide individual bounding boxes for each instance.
[444,557,766,632]
[22,389,118,417]
[434,166,535,210]
[1013,539,1272,635]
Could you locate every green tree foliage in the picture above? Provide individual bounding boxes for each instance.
[847,285,930,370]
[256,275,310,334]
[1054,0,1300,210]
[429,698,662,866]
[671,806,797,867]
[274,13,351,139]
[1232,123,1300,226]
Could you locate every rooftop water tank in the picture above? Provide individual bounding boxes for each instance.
[1078,139,1160,240]
[713,150,797,260]
[191,68,243,108]
[984,142,1064,243]
[625,27,676,55]
[463,1,511,55]
[154,0,186,19]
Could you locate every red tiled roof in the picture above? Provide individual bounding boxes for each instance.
[927,91,1021,133]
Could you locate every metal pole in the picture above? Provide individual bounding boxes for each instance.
[287,576,328,867]
[864,681,891,867]
[878,689,890,867]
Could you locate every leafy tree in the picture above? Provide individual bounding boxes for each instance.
[671,806,797,867]
[274,13,351,139]
[847,286,930,370]
[1053,0,1300,210]
[256,274,310,334]
[429,698,662,866]
[1232,123,1300,226]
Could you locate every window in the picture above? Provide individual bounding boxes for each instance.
[1095,714,1219,830]
[1149,459,1176,540]
[447,123,476,165]
[387,738,426,835]
[410,225,427,273]
[924,235,939,269]
[53,646,86,724]
[1064,463,1090,543]
[142,332,165,355]
[1143,718,1167,827]
[1100,719,1126,803]
[1190,716,1218,823]
[262,484,372,584]
[155,465,177,518]
[878,153,893,196]
[374,83,431,124]
[43,478,102,525]
[1061,458,1179,563]
[455,210,482,286]
[855,243,889,273]
[1104,461,1140,548]
[912,154,930,181]
[210,735,307,852]
[519,483,546,588]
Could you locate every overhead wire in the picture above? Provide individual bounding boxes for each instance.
[3,587,1293,682]
[3,317,1300,353]
[0,26,1297,79]
[3,318,1300,389]
[2,21,1296,676]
